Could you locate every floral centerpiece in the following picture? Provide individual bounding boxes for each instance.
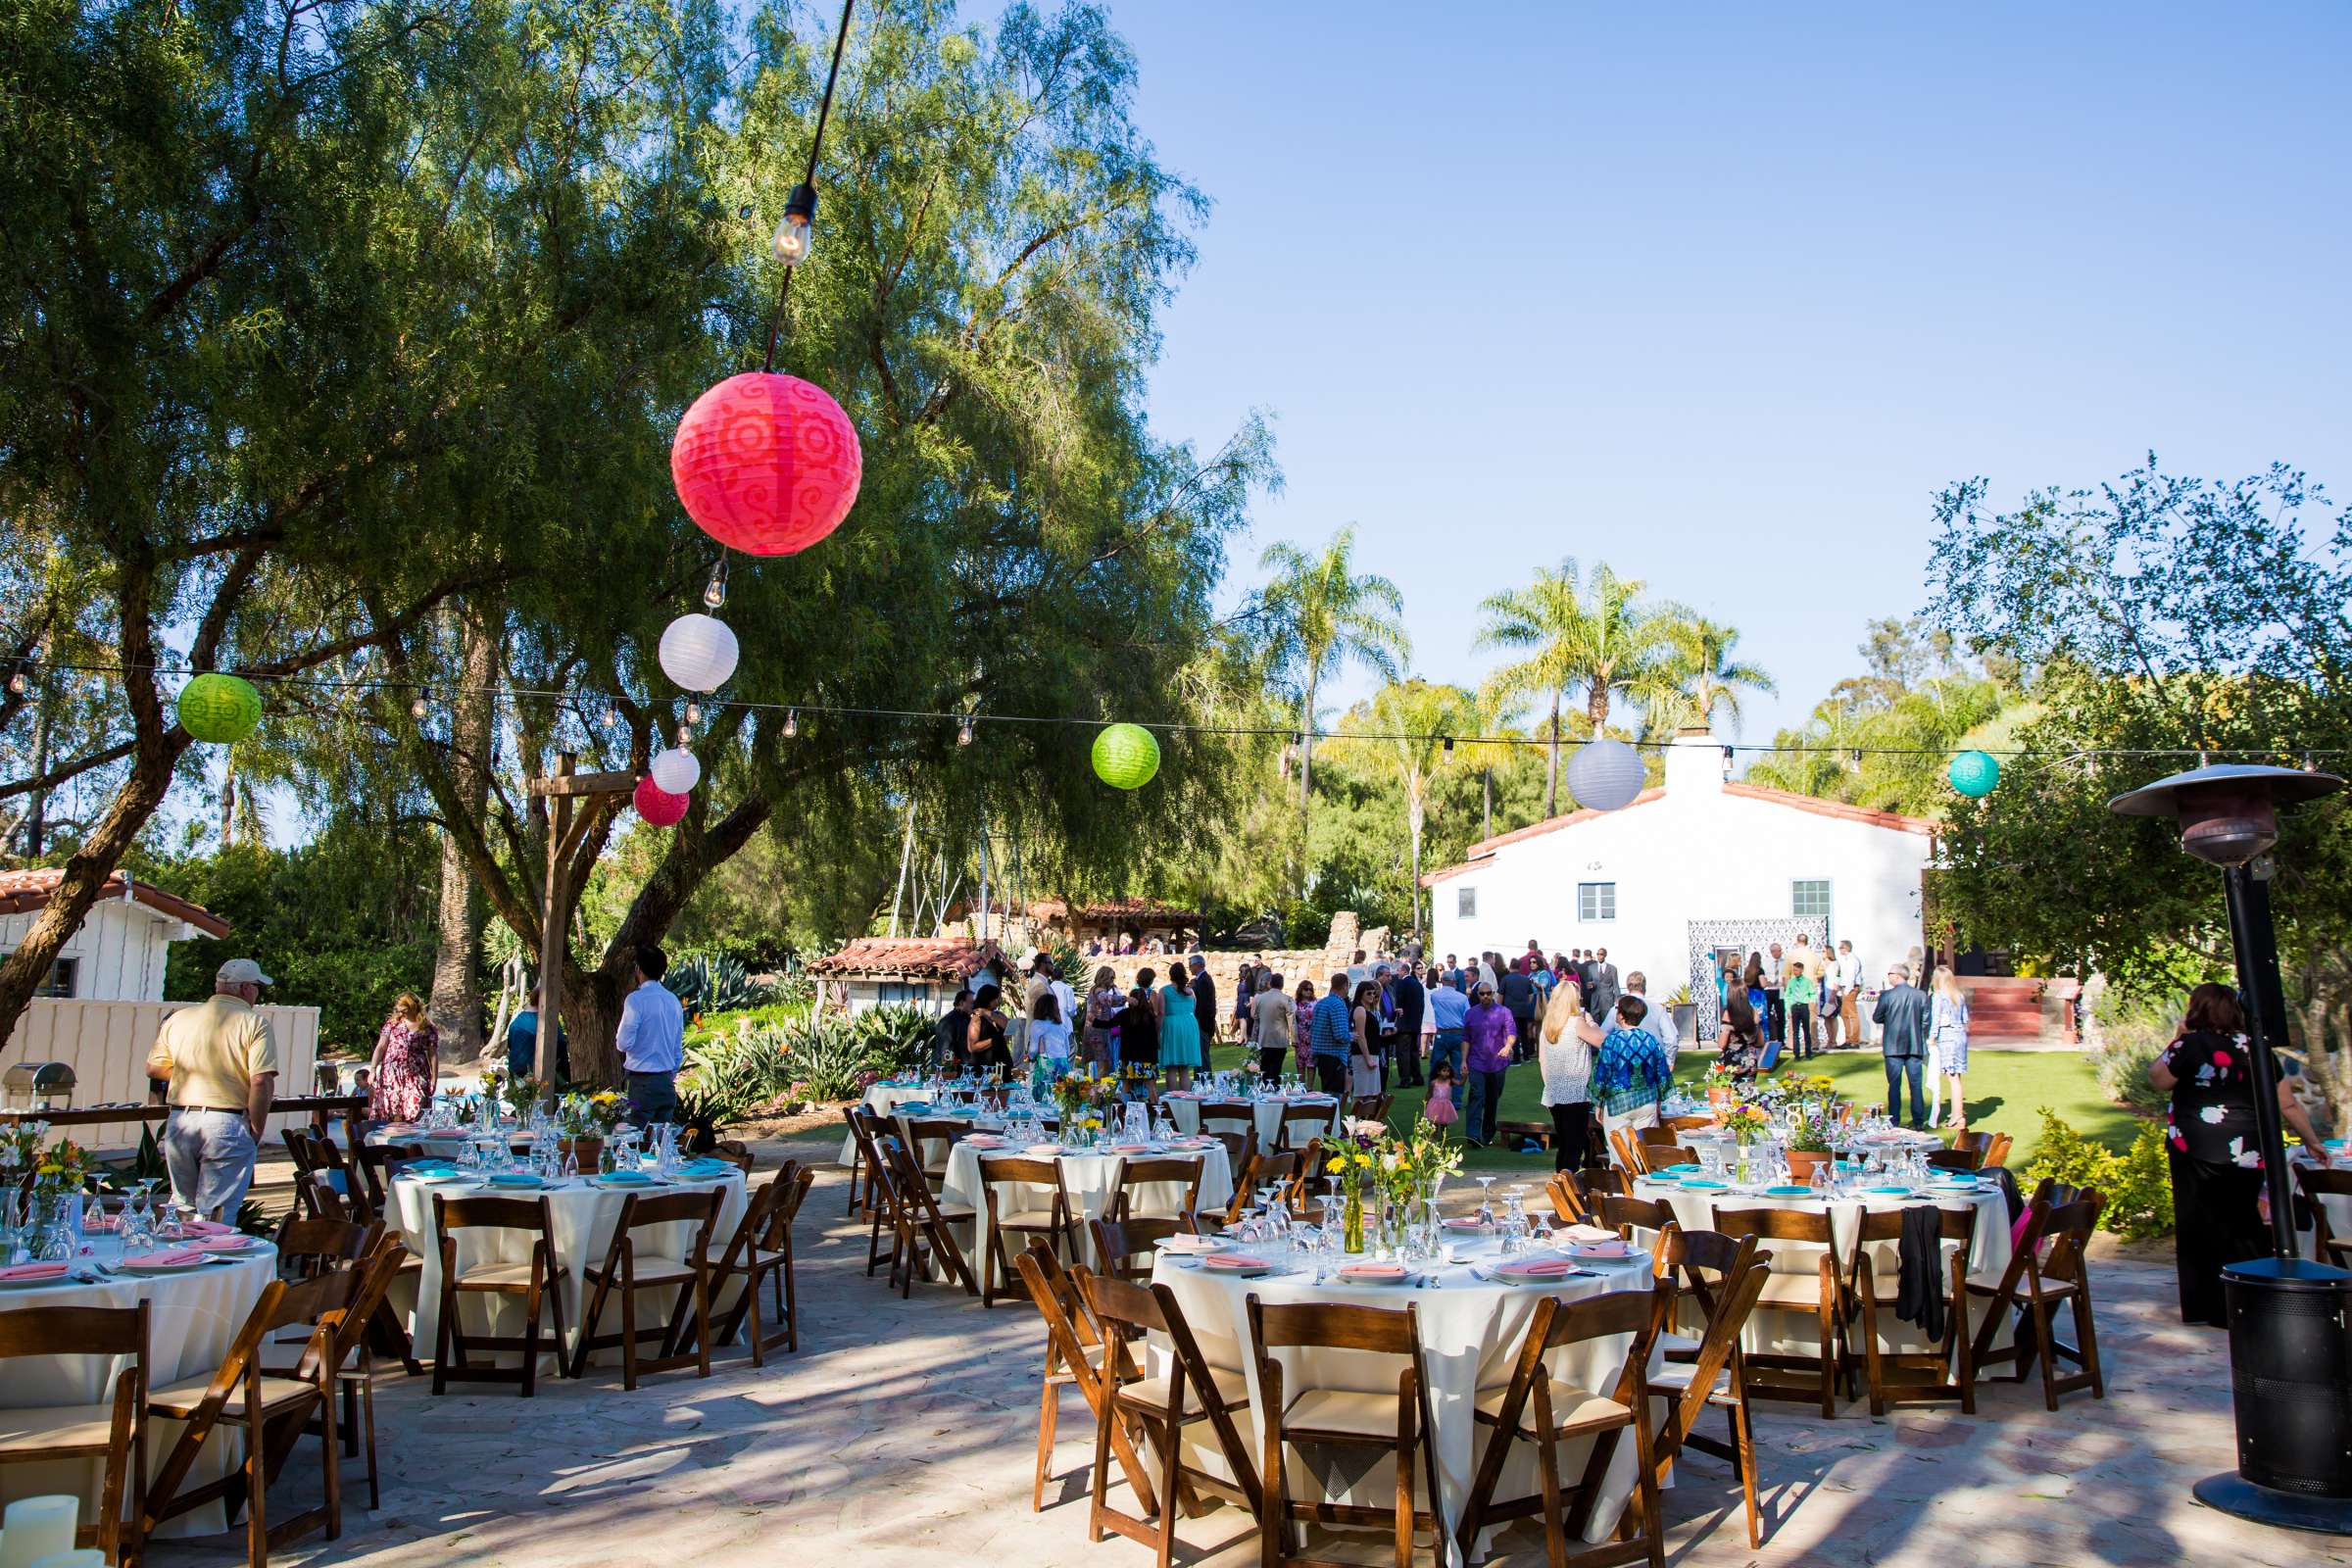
[553,1090,625,1164]
[1377,1123,1463,1250]
[1719,1104,1769,1147]
[1053,1071,1114,1144]
[1323,1135,1380,1253]
[0,1119,47,1176]
[496,1073,544,1121]
[1778,1075,1842,1179]
[1702,1058,1742,1106]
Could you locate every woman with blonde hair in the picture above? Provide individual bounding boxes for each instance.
[368,992,438,1123]
[1538,980,1595,1171]
[1928,966,1970,1128]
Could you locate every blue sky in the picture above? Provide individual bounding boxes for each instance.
[1092,0,2352,740]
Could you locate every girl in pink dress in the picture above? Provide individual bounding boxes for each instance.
[368,993,438,1122]
[1422,1061,1459,1128]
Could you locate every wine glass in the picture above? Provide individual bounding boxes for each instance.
[1474,1173,1497,1227]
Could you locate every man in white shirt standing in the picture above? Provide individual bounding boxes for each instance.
[1622,970,1679,1065]
[1837,941,1868,1048]
[616,944,686,1125]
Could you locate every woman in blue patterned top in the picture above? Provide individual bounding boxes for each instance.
[1590,994,1673,1138]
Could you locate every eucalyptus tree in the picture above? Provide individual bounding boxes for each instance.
[1476,559,1686,818]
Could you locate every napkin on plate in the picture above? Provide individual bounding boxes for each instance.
[1562,1223,1616,1244]
[1203,1251,1265,1269]
[1573,1239,1632,1258]
[0,1261,70,1282]
[192,1235,258,1252]
[1339,1261,1406,1278]
[1024,1144,1064,1155]
[1496,1256,1575,1276]
[125,1249,209,1268]
[184,1218,236,1237]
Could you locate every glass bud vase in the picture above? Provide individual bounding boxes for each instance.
[1343,1188,1366,1254]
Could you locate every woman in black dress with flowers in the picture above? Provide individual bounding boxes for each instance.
[2149,982,2331,1326]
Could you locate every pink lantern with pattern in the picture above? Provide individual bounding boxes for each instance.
[634,776,690,827]
[669,371,862,556]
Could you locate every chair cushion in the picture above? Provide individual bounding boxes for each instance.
[453,1260,563,1289]
[1120,1364,1250,1416]
[148,1371,318,1420]
[991,1205,1068,1230]
[0,1403,122,1453]
[584,1256,699,1288]
[1283,1387,1405,1441]
[1754,1274,1834,1310]
[1473,1382,1631,1435]
[1966,1271,2079,1299]
[1657,1329,1702,1361]
[1648,1361,1730,1396]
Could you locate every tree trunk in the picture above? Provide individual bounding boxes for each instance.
[427,607,497,1063]
[1296,672,1317,899]
[1482,767,1492,840]
[24,690,51,858]
[1544,695,1561,817]
[1407,791,1425,939]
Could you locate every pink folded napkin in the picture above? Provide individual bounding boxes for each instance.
[1572,1239,1631,1258]
[183,1219,235,1237]
[1562,1223,1616,1244]
[0,1261,70,1282]
[1024,1144,1064,1155]
[81,1212,120,1233]
[1203,1251,1266,1269]
[1165,1234,1217,1253]
[1442,1217,1492,1231]
[1113,1144,1152,1153]
[1339,1261,1406,1279]
[124,1249,208,1268]
[1496,1257,1575,1276]
[192,1235,259,1252]
[962,1135,1005,1148]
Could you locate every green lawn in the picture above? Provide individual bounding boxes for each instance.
[1207,1041,2140,1173]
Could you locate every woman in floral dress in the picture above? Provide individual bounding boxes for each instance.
[368,992,438,1123]
[2149,982,2331,1326]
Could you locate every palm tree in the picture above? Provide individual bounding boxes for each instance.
[1254,526,1410,813]
[1332,680,1474,938]
[1666,616,1776,735]
[1477,559,1686,817]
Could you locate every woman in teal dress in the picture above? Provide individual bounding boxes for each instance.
[1156,969,1202,1090]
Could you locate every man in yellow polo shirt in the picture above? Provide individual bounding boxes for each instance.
[145,957,279,1220]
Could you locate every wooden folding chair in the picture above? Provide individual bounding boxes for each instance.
[1088,1215,1186,1283]
[1648,1252,1773,1548]
[1014,1243,1154,1515]
[147,1272,349,1567]
[1966,1194,2106,1410]
[904,1116,968,1192]
[1545,1169,1592,1224]
[430,1192,570,1397]
[1715,1206,1849,1417]
[1661,1114,1715,1135]
[1084,1272,1260,1564]
[1848,1205,1978,1415]
[293,1167,352,1223]
[1651,1225,1754,1359]
[979,1154,1081,1306]
[1925,1147,1983,1173]
[259,1239,407,1513]
[1598,1193,1678,1255]
[353,1141,426,1217]
[1110,1155,1204,1222]
[569,1187,722,1389]
[1607,1126,1650,1176]
[1224,1149,1302,1226]
[1636,1126,1687,1157]
[1275,1102,1334,1152]
[2298,1164,2352,1267]
[1196,1099,1256,1145]
[1248,1296,1444,1568]
[875,1135,982,1298]
[701,1162,816,1362]
[283,1128,361,1219]
[1349,1092,1395,1125]
[840,1106,872,1216]
[1980,1131,2014,1169]
[0,1302,147,1564]
[1455,1279,1670,1568]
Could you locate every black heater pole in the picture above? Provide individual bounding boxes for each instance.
[2220,862,2300,1260]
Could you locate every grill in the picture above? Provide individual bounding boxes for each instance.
[1,1060,77,1112]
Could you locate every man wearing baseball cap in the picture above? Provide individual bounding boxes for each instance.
[145,957,279,1220]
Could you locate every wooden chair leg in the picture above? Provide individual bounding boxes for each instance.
[2033,1299,2059,1411]
[2076,1286,2105,1397]
[1035,1374,1060,1511]
[1733,1397,1761,1548]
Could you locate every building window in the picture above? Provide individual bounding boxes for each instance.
[1577,882,1616,922]
[2,954,76,1000]
[1791,879,1833,919]
[877,980,933,1006]
[1456,887,1477,919]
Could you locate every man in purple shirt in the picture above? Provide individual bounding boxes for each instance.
[1461,980,1516,1148]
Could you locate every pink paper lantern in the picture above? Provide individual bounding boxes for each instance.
[634,776,690,827]
[669,371,862,557]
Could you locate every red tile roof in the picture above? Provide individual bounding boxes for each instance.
[0,869,231,938]
[807,937,1005,979]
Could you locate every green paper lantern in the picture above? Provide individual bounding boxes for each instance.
[176,673,262,745]
[1948,749,2000,798]
[1092,722,1160,790]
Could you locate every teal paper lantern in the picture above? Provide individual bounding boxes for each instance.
[1092,722,1160,790]
[176,674,262,745]
[1948,749,2001,798]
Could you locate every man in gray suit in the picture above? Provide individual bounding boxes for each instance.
[1871,963,1933,1130]
[1586,947,1621,1024]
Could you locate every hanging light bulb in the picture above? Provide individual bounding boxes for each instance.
[676,723,693,747]
[771,183,817,268]
[6,668,25,697]
[957,713,975,747]
[410,688,430,720]
[702,556,729,610]
[782,708,798,738]
[684,700,703,724]
[1441,735,1455,754]
[601,707,619,730]
[1720,745,1735,777]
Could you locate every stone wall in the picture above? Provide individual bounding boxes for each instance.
[1057,912,1397,1011]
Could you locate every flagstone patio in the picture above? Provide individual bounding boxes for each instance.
[202,1134,2350,1568]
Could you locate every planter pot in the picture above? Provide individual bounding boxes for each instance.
[1706,1086,1736,1110]
[1786,1149,1831,1183]
[1671,1004,1698,1041]
[559,1137,604,1170]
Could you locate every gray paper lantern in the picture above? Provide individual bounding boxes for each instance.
[1565,738,1645,812]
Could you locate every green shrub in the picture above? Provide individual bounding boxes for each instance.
[2023,1104,2175,1240]
[663,954,772,1016]
[2091,996,2179,1114]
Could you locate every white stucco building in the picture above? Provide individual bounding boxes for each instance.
[0,868,228,1002]
[1426,730,1933,1039]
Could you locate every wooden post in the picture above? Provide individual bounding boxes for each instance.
[526,754,639,1087]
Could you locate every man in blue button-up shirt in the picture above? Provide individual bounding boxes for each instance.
[1307,974,1356,1098]
[615,944,686,1125]
[1426,972,1470,1083]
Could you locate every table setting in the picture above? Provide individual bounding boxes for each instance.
[942,1098,1235,1264]
[1148,1179,1660,1563]
[1158,1069,1343,1150]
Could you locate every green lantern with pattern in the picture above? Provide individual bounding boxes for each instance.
[176,673,263,745]
[1091,722,1160,790]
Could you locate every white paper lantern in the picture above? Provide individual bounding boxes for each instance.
[657,612,739,693]
[650,747,701,795]
[1564,737,1645,811]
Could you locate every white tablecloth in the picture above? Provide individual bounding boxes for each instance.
[836,1084,961,1167]
[386,1170,748,1368]
[1162,1093,1342,1152]
[368,1123,533,1155]
[1632,1177,2011,1356]
[1154,1246,1660,1564]
[0,1240,277,1537]
[942,1143,1234,1267]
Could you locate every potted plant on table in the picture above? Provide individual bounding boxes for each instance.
[553,1090,624,1168]
[1702,1059,1742,1109]
[1718,1104,1768,1182]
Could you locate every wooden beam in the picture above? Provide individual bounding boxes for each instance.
[529,768,637,799]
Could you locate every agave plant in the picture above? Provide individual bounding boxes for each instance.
[663,954,772,1015]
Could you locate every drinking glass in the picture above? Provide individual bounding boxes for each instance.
[1474,1174,1497,1227]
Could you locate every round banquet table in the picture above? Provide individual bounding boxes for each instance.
[837,1082,959,1167]
[1152,1243,1662,1565]
[386,1168,749,1369]
[941,1140,1234,1268]
[368,1122,535,1155]
[0,1239,278,1537]
[1161,1091,1343,1152]
[1631,1174,2013,1357]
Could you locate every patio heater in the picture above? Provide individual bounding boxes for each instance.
[2108,760,2352,1533]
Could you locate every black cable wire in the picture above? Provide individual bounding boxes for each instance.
[760,0,857,373]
